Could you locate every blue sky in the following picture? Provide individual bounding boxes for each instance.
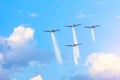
[0,0,120,80]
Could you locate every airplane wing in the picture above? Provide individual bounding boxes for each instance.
[74,24,81,26]
[44,30,51,32]
[84,26,91,28]
[93,25,100,28]
[54,29,60,32]
[76,43,82,45]
[65,24,81,27]
[66,45,73,47]
[65,25,72,27]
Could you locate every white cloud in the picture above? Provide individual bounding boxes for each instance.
[85,53,120,80]
[2,26,52,67]
[29,13,39,18]
[7,26,34,48]
[30,75,43,80]
[0,25,52,68]
[28,61,49,68]
[0,25,52,79]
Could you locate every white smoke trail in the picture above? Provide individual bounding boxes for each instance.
[73,46,78,65]
[51,32,62,64]
[72,27,80,59]
[91,28,95,42]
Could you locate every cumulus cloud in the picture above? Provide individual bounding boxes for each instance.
[0,37,11,52]
[2,26,51,67]
[7,26,34,48]
[30,75,43,80]
[0,25,52,79]
[85,53,120,80]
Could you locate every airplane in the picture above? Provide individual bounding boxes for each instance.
[84,25,100,29]
[66,43,82,47]
[65,24,81,27]
[44,29,60,32]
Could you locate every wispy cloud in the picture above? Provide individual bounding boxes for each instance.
[76,12,92,19]
[18,10,40,18]
[85,53,120,80]
[76,12,85,18]
[30,75,43,80]
[28,61,49,67]
[76,12,96,23]
[117,15,120,19]
[29,13,40,18]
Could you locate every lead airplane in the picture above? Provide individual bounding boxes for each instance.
[66,43,82,47]
[44,29,60,32]
[84,25,100,29]
[65,24,81,27]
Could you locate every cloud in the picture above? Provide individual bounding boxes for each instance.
[28,61,49,67]
[18,10,39,18]
[76,12,96,22]
[1,26,52,68]
[76,12,86,19]
[85,53,120,80]
[7,26,34,48]
[76,12,92,19]
[0,25,53,79]
[0,37,11,52]
[29,13,40,18]
[30,75,43,80]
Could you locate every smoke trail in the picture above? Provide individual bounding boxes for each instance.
[72,27,80,59]
[73,46,78,65]
[51,32,62,64]
[91,28,95,42]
